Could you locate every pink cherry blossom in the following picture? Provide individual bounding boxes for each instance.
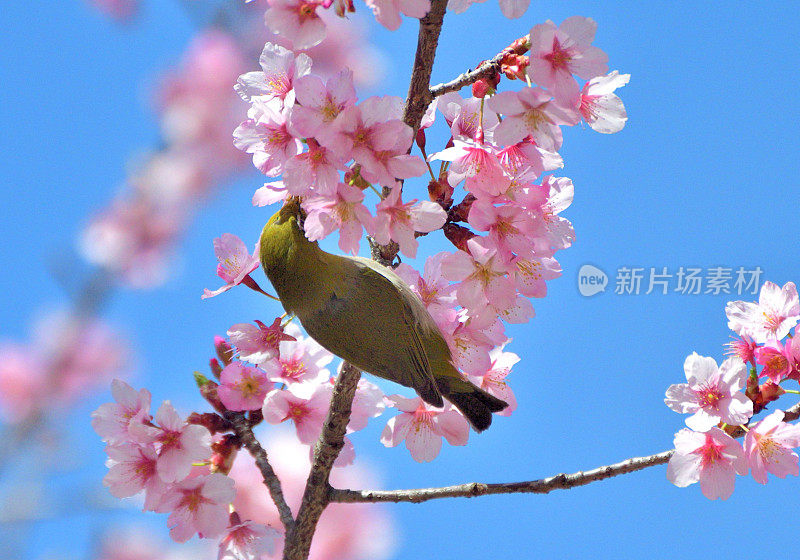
[755,338,796,383]
[282,141,343,197]
[252,181,289,207]
[487,87,579,151]
[744,410,800,484]
[726,281,800,343]
[103,443,168,511]
[430,138,511,196]
[664,353,753,432]
[262,382,333,444]
[395,252,457,325]
[158,473,236,542]
[270,324,333,385]
[381,395,469,462]
[439,316,496,375]
[536,175,576,253]
[441,236,516,319]
[435,93,499,142]
[134,401,213,483]
[264,0,328,50]
[348,377,387,432]
[497,0,528,19]
[202,234,260,299]
[372,186,447,258]
[528,16,609,105]
[218,362,274,411]
[233,98,303,176]
[497,139,563,182]
[0,343,46,423]
[470,345,519,416]
[302,182,375,254]
[92,379,152,444]
[580,71,630,133]
[228,318,296,365]
[365,0,431,30]
[667,427,748,500]
[468,198,540,259]
[289,69,357,138]
[234,42,312,104]
[447,0,486,14]
[509,254,562,298]
[724,334,757,365]
[218,517,279,560]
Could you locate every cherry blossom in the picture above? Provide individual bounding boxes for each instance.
[91,379,152,444]
[744,410,800,484]
[508,254,562,298]
[0,343,46,423]
[302,182,375,254]
[264,0,328,50]
[202,234,260,299]
[487,87,579,151]
[103,443,168,511]
[724,334,757,365]
[497,139,563,182]
[755,338,796,383]
[233,98,303,176]
[270,324,333,385]
[470,345,519,416]
[579,70,630,134]
[395,252,457,325]
[429,138,511,196]
[253,181,289,207]
[381,395,469,462]
[227,318,296,365]
[435,93,500,142]
[218,362,274,411]
[134,401,213,483]
[468,198,540,259]
[217,517,279,560]
[726,281,800,343]
[262,382,333,444]
[234,42,312,104]
[372,186,447,258]
[497,0,529,19]
[364,0,431,30]
[528,16,609,105]
[289,69,357,138]
[667,427,748,500]
[282,141,343,196]
[664,353,753,432]
[348,377,387,432]
[157,473,236,542]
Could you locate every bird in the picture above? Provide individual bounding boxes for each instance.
[258,198,508,432]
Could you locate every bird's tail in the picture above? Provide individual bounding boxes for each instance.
[438,377,508,432]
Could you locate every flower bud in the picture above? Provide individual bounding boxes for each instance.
[187,411,232,434]
[215,336,234,367]
[210,434,239,475]
[449,193,476,223]
[210,357,223,379]
[428,178,453,209]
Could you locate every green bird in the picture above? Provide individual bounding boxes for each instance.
[259,199,508,432]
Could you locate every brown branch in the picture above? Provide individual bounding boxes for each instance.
[403,0,450,138]
[329,449,674,504]
[281,362,362,560]
[225,411,295,531]
[429,35,531,99]
[328,397,800,505]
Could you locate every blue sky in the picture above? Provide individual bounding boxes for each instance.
[2,1,800,558]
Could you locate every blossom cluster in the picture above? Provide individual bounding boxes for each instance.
[215,14,627,458]
[92,378,282,555]
[665,281,800,499]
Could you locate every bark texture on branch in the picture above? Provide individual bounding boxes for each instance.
[329,450,674,503]
[281,363,362,560]
[225,411,295,531]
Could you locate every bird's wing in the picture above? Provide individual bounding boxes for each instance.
[297,255,444,407]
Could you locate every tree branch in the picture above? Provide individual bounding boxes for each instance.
[328,449,674,504]
[402,0,450,136]
[225,411,295,531]
[328,398,800,505]
[281,362,362,560]
[429,34,531,99]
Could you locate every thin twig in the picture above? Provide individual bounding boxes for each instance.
[225,411,295,531]
[281,363,362,560]
[429,35,531,99]
[328,398,800,505]
[329,450,674,504]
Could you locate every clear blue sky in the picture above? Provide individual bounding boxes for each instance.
[2,1,800,558]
